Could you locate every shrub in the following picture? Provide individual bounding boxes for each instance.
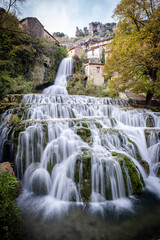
[0,172,23,240]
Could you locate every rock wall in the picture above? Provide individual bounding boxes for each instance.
[75,22,116,37]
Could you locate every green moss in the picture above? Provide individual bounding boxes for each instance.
[112,152,144,195]
[80,185,91,202]
[74,151,92,202]
[0,172,23,240]
[128,138,142,161]
[76,127,92,144]
[76,121,88,128]
[109,118,117,127]
[6,113,22,126]
[47,154,56,175]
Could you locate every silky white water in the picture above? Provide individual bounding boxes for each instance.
[0,58,160,221]
[43,57,73,95]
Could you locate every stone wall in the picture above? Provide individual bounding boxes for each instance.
[68,46,85,58]
[19,17,44,38]
[19,17,59,45]
[85,63,104,86]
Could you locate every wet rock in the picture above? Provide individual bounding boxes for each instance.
[144,129,160,147]
[76,127,92,144]
[2,94,23,103]
[0,161,15,176]
[139,160,150,175]
[74,152,92,202]
[146,115,155,127]
[112,152,144,195]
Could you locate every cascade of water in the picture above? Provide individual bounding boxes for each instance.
[0,58,160,219]
[43,57,73,95]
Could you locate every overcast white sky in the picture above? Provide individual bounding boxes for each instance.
[19,0,120,37]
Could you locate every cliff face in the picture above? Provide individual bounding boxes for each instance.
[75,22,116,37]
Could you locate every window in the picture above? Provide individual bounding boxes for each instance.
[96,67,100,72]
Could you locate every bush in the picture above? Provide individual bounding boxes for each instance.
[0,71,33,100]
[0,172,23,240]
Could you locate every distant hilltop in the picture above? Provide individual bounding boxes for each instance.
[76,22,116,38]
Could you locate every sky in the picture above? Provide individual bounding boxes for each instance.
[19,0,120,37]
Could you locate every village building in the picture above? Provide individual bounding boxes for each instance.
[88,38,113,49]
[86,38,114,63]
[19,17,59,45]
[87,46,104,63]
[68,46,85,58]
[84,38,114,86]
[85,63,104,86]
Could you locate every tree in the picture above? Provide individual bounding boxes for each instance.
[103,0,160,104]
[0,0,26,27]
[101,49,105,64]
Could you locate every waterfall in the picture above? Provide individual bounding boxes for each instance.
[43,57,73,95]
[0,58,160,220]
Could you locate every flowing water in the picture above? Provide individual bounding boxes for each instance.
[0,58,160,240]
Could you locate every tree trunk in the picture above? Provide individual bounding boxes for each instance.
[146,92,153,105]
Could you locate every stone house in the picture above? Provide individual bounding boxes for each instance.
[19,17,60,89]
[19,17,59,45]
[68,46,85,58]
[86,38,114,63]
[87,46,104,63]
[85,63,104,86]
[88,38,113,49]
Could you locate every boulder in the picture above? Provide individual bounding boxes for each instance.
[0,161,15,176]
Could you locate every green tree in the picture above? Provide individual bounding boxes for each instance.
[101,48,105,64]
[103,0,160,104]
[0,10,44,98]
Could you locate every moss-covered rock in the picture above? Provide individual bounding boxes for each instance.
[74,151,92,202]
[139,160,150,175]
[144,129,160,147]
[112,152,144,195]
[76,127,92,144]
[128,138,142,161]
[47,154,56,175]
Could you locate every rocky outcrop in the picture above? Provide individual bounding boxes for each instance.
[75,22,116,37]
[75,27,85,37]
[0,161,15,176]
[112,152,145,195]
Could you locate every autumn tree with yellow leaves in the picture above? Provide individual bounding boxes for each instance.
[103,0,160,104]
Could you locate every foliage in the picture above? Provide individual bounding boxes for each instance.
[38,38,67,82]
[0,0,26,27]
[49,45,67,82]
[0,11,39,98]
[72,54,88,74]
[0,71,33,99]
[0,172,23,240]
[53,32,65,37]
[67,74,109,97]
[0,10,67,99]
[100,49,105,64]
[103,0,160,104]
